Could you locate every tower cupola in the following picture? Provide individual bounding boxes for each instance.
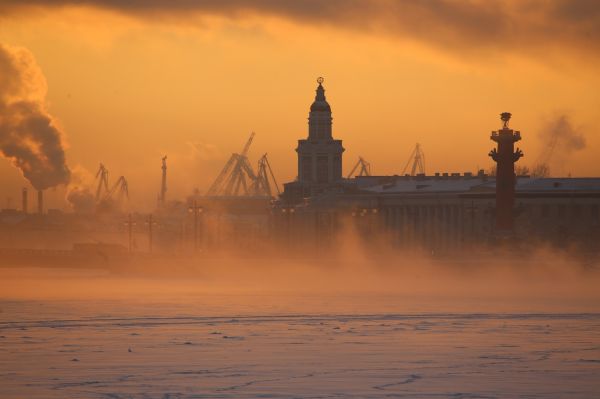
[308,77,333,140]
[310,78,331,112]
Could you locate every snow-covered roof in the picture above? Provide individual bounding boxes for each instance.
[360,176,600,195]
[515,178,600,192]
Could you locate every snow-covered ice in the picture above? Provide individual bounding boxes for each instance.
[1,300,599,398]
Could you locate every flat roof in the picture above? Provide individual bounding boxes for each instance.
[360,176,600,194]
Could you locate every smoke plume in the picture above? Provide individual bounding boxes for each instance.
[66,186,95,213]
[64,164,96,212]
[543,114,586,152]
[534,114,586,175]
[0,43,71,190]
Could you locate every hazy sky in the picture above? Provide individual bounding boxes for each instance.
[0,0,599,210]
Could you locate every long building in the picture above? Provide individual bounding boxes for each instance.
[280,80,600,253]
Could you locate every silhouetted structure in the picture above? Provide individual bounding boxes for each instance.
[284,77,344,200]
[160,156,167,208]
[206,132,258,197]
[1,80,600,257]
[402,143,426,176]
[347,157,371,178]
[274,82,599,254]
[489,113,523,233]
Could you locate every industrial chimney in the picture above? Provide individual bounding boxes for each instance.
[37,190,44,215]
[22,188,28,213]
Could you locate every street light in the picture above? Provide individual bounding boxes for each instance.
[351,206,379,238]
[352,206,378,217]
[188,200,204,252]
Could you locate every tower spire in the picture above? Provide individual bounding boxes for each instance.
[315,77,326,101]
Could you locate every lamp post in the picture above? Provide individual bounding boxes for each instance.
[188,200,204,253]
[145,214,158,253]
[124,213,136,253]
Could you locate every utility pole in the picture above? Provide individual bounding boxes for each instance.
[145,214,157,253]
[160,156,167,208]
[124,213,136,253]
[188,200,203,253]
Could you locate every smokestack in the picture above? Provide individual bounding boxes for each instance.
[37,190,43,215]
[22,188,28,213]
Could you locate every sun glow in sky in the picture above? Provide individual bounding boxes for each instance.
[0,1,599,210]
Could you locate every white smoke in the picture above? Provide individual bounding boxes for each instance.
[0,43,70,190]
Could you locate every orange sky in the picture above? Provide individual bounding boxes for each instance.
[0,1,599,210]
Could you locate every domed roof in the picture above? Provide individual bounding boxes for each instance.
[310,81,331,112]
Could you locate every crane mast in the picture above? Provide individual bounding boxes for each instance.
[95,163,109,201]
[347,156,371,178]
[206,132,261,197]
[402,143,425,176]
[94,163,129,211]
[252,153,280,197]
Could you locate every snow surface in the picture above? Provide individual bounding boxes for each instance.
[1,300,599,398]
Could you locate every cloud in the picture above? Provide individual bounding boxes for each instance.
[1,1,599,59]
[0,44,71,190]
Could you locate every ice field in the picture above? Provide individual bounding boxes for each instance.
[1,298,599,398]
[1,258,599,398]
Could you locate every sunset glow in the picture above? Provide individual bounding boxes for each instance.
[1,1,598,209]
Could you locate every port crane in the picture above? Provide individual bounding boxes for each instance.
[401,143,425,176]
[347,156,371,178]
[95,163,109,201]
[94,163,129,209]
[105,176,129,204]
[252,153,280,197]
[206,132,257,196]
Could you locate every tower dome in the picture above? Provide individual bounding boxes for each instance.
[308,77,333,141]
[310,77,331,112]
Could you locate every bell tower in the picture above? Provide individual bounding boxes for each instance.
[296,77,344,187]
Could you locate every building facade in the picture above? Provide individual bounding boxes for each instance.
[277,81,600,254]
[284,78,344,200]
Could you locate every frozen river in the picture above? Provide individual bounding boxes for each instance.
[1,300,599,398]
[0,259,599,398]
